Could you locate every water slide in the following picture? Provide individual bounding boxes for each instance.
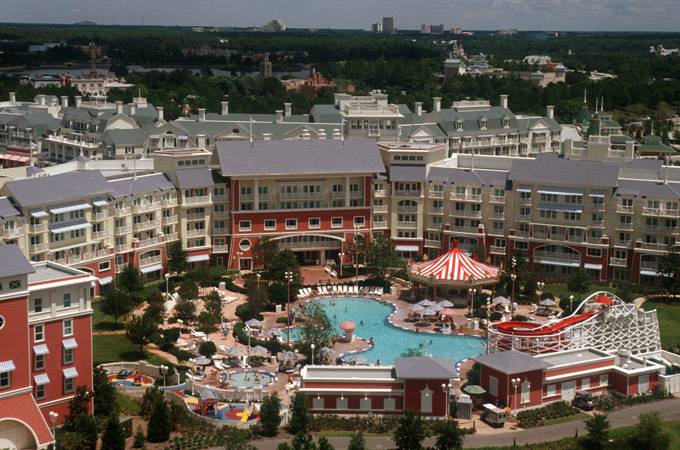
[493,310,598,336]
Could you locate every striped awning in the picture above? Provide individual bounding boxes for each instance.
[34,373,50,385]
[62,338,78,350]
[0,360,16,372]
[62,367,78,378]
[33,344,50,355]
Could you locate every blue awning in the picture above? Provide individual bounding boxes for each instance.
[63,367,78,378]
[516,185,532,193]
[98,276,113,285]
[33,344,49,355]
[62,338,78,350]
[0,360,16,372]
[34,373,50,385]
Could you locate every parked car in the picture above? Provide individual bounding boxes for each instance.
[481,403,506,428]
[572,390,594,411]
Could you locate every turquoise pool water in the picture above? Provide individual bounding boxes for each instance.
[313,297,485,366]
[220,369,276,388]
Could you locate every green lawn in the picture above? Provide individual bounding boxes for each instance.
[92,334,143,365]
[643,299,680,349]
[92,298,125,331]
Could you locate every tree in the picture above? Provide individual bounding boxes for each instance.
[99,287,132,327]
[367,233,402,279]
[658,243,680,294]
[198,341,217,358]
[288,393,310,436]
[126,315,158,356]
[167,241,187,274]
[204,290,223,317]
[298,302,333,362]
[116,263,144,305]
[133,428,146,448]
[266,249,303,291]
[92,365,116,417]
[147,396,172,443]
[627,411,671,450]
[348,432,366,450]
[400,347,425,357]
[432,420,464,450]
[140,387,164,418]
[101,413,126,450]
[393,412,427,450]
[582,413,610,450]
[253,236,278,270]
[259,393,282,437]
[317,436,335,450]
[174,299,197,324]
[178,279,199,301]
[63,386,92,431]
[567,269,591,303]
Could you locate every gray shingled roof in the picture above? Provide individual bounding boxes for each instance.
[5,171,112,208]
[107,173,176,199]
[474,350,551,374]
[216,138,385,177]
[390,165,427,182]
[393,356,458,379]
[614,179,680,199]
[175,168,214,189]
[0,245,35,278]
[508,154,621,188]
[427,167,484,185]
[0,197,20,219]
[102,129,149,147]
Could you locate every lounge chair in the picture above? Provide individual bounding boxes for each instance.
[340,285,347,294]
[375,287,383,296]
[352,285,358,295]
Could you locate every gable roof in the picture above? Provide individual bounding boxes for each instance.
[0,245,35,278]
[5,171,112,208]
[107,173,176,199]
[508,154,621,188]
[175,168,214,189]
[474,350,551,374]
[393,356,458,379]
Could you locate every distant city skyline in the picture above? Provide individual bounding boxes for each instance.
[2,0,679,32]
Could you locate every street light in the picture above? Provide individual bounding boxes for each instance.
[569,294,575,314]
[284,271,294,346]
[338,252,345,277]
[310,343,315,365]
[510,273,518,320]
[159,364,168,388]
[256,273,262,298]
[235,251,244,274]
[536,281,545,298]
[441,382,453,417]
[353,225,361,291]
[48,411,58,440]
[511,377,521,415]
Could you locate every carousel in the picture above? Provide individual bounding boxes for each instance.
[409,240,500,306]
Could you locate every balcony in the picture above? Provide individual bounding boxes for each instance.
[397,206,418,213]
[51,248,109,264]
[186,228,207,237]
[614,238,632,247]
[397,221,418,229]
[533,250,581,265]
[213,210,228,218]
[279,239,342,250]
[93,211,108,222]
[490,211,505,220]
[450,209,482,219]
[609,257,627,267]
[133,202,161,213]
[212,245,229,253]
[183,195,211,205]
[137,236,161,249]
[114,225,132,235]
[533,231,549,240]
[489,195,505,204]
[162,215,178,225]
[585,236,603,244]
[373,220,388,229]
[450,192,482,202]
[424,239,441,248]
[374,190,387,198]
[140,255,163,267]
[615,223,634,232]
[2,228,22,238]
[133,219,161,232]
[29,243,49,254]
[429,207,444,215]
[640,261,658,271]
[517,198,532,206]
[373,205,388,213]
[213,193,229,202]
[643,207,680,218]
[590,204,605,212]
[450,225,480,234]
[115,243,131,253]
[616,204,634,214]
[165,232,179,242]
[92,231,107,241]
[30,223,48,233]
[186,212,206,221]
[213,225,229,235]
[639,242,668,251]
[162,198,178,208]
[490,245,506,255]
[428,190,444,199]
[114,207,131,216]
[566,234,584,243]
[393,190,422,198]
[280,191,324,200]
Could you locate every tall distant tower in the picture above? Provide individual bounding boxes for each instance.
[382,17,394,34]
[88,42,98,77]
[260,53,273,78]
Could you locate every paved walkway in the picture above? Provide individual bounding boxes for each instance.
[246,398,680,449]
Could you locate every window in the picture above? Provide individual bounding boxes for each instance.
[546,384,556,397]
[336,397,348,410]
[0,316,4,330]
[420,387,433,414]
[63,348,74,365]
[264,219,276,231]
[521,380,531,404]
[63,319,73,337]
[64,376,75,393]
[35,384,45,400]
[239,239,251,251]
[581,377,590,390]
[383,397,396,410]
[331,217,343,228]
[308,218,320,229]
[35,352,46,370]
[353,216,365,227]
[312,397,324,409]
[33,298,43,313]
[599,374,608,387]
[238,220,251,232]
[0,371,10,388]
[587,248,602,257]
[63,293,72,308]
[34,324,44,342]
[489,375,498,396]
[99,261,110,271]
[360,397,372,410]
[285,219,298,230]
[515,241,529,251]
[8,280,20,289]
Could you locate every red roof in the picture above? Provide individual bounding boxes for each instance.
[410,241,499,285]
[0,392,54,446]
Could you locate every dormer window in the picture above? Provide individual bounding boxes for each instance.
[479,117,488,130]
[456,118,464,132]
[503,116,511,128]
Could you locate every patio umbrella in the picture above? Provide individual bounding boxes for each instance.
[493,296,510,304]
[279,350,299,361]
[431,304,445,312]
[411,304,425,312]
[223,346,247,357]
[421,307,437,316]
[339,321,356,331]
[191,356,211,366]
[318,346,335,356]
[245,318,263,328]
[440,309,456,317]
[417,299,435,307]
[539,298,557,307]
[249,345,269,356]
[463,384,487,395]
[265,327,282,337]
[436,300,454,308]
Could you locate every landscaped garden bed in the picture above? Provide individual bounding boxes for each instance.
[516,401,583,428]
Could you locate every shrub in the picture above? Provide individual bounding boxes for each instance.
[101,413,126,450]
[235,302,263,321]
[259,393,282,437]
[147,396,172,443]
[133,428,146,448]
[517,401,580,428]
[198,341,217,358]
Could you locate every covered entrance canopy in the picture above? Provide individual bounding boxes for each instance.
[409,240,500,288]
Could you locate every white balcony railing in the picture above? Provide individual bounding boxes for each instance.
[609,257,627,267]
[397,221,418,229]
[183,195,211,205]
[372,220,388,228]
[162,215,178,225]
[93,211,108,221]
[450,193,482,202]
[92,231,107,241]
[140,255,162,267]
[114,225,132,235]
[133,219,161,232]
[137,236,161,248]
[30,243,49,254]
[2,228,23,238]
[30,223,48,233]
[133,202,161,213]
[490,245,506,255]
[212,245,229,253]
[617,204,634,213]
[373,205,388,213]
[186,228,207,237]
[115,243,131,253]
[424,239,441,248]
[114,207,131,216]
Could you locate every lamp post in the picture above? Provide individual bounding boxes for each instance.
[510,273,517,320]
[284,271,294,346]
[486,296,491,352]
[256,273,261,298]
[441,382,453,417]
[159,364,168,388]
[48,411,58,439]
[235,251,243,275]
[310,343,315,365]
[338,252,344,277]
[569,294,574,314]
[353,225,361,291]
[511,377,521,415]
[536,281,545,298]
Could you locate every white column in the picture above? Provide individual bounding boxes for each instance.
[254,180,259,211]
[345,177,351,206]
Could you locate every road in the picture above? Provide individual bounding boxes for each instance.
[246,398,680,449]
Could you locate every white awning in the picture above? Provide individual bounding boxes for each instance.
[516,185,532,193]
[584,263,603,270]
[589,190,606,198]
[62,338,78,350]
[537,187,584,196]
[395,245,419,252]
[50,221,90,234]
[641,269,658,276]
[187,254,210,263]
[30,210,48,218]
[535,258,581,268]
[48,203,91,214]
[92,199,108,207]
[98,276,113,285]
[0,360,16,372]
[33,344,50,355]
[140,263,163,274]
[34,373,50,385]
[63,367,78,378]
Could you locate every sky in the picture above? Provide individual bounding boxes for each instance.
[2,0,680,32]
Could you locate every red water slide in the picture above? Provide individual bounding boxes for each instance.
[493,310,598,336]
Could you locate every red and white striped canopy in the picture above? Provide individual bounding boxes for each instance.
[409,242,500,287]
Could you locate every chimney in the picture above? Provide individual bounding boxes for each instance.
[129,103,136,116]
[284,102,292,118]
[9,92,16,104]
[196,133,206,148]
[60,96,69,108]
[262,133,272,141]
[38,95,46,106]
[116,101,124,114]
[500,94,509,109]
[221,101,229,116]
[433,97,441,112]
[198,108,206,122]
[275,110,283,124]
[546,105,555,120]
[156,106,164,122]
[318,129,327,140]
[75,96,82,108]
[415,101,423,116]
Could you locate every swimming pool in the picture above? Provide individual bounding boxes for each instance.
[219,369,277,389]
[312,297,485,366]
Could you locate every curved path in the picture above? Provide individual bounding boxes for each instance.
[248,397,680,449]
